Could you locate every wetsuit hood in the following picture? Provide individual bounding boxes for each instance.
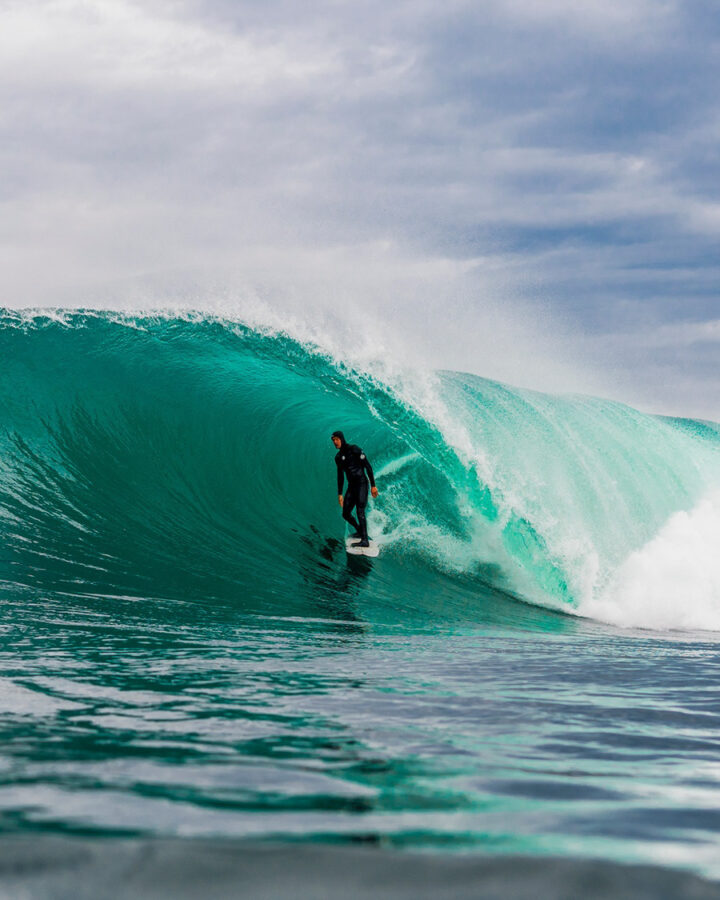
[331,430,347,446]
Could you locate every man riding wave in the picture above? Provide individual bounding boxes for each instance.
[331,431,378,548]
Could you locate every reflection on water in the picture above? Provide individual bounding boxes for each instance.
[2,581,720,882]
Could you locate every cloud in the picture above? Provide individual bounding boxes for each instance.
[0,0,335,90]
[1,0,719,416]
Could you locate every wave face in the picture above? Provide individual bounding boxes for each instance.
[2,310,720,629]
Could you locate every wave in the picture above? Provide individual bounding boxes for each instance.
[2,309,720,630]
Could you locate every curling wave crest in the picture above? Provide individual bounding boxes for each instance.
[2,310,719,630]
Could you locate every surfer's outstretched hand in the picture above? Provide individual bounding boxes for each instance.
[371,487,379,499]
[338,494,344,507]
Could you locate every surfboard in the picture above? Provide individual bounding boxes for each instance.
[345,537,380,558]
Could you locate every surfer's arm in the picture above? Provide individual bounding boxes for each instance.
[336,460,344,496]
[362,455,375,488]
[362,455,378,496]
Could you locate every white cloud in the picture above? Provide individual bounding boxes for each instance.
[0,0,335,90]
[1,0,719,417]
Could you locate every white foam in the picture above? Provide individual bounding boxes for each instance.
[582,492,720,631]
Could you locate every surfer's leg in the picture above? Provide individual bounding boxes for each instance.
[342,484,361,533]
[354,480,369,544]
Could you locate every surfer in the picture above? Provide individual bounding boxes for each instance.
[331,431,378,548]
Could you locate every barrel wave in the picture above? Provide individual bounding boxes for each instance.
[2,309,720,630]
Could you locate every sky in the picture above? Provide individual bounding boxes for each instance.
[1,0,719,417]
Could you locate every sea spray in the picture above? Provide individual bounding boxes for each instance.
[583,491,720,629]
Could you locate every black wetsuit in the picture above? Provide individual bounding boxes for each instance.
[335,440,375,543]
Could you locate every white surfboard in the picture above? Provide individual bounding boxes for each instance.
[345,537,380,558]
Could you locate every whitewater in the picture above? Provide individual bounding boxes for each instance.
[2,308,720,885]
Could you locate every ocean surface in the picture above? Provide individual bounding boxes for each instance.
[2,310,720,888]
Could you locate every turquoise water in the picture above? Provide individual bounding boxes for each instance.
[2,311,720,878]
